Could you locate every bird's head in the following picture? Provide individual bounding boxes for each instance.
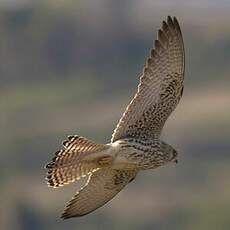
[160,141,178,164]
[170,148,178,164]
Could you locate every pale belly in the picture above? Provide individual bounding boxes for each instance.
[112,147,164,170]
[105,138,172,171]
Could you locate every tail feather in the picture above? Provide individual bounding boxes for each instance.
[45,135,111,188]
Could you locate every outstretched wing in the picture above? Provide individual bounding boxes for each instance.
[61,168,137,219]
[112,16,185,142]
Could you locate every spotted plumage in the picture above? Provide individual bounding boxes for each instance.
[45,16,185,219]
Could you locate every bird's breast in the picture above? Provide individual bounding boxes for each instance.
[110,139,165,170]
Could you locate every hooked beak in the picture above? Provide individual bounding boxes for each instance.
[173,159,178,164]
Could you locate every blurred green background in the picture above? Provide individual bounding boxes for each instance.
[1,0,230,229]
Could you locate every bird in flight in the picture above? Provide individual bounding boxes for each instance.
[45,16,185,219]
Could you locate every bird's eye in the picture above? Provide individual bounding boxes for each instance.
[172,150,177,158]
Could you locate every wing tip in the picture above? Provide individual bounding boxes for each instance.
[61,212,71,220]
[162,15,182,35]
[172,16,182,35]
[60,209,88,219]
[144,15,182,71]
[60,212,71,220]
[167,15,174,28]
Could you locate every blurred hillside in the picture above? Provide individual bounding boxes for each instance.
[1,1,230,230]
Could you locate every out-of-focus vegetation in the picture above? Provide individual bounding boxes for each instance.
[1,1,230,229]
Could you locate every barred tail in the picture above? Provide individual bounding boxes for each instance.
[45,135,112,188]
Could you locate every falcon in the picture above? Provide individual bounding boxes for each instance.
[45,16,185,219]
